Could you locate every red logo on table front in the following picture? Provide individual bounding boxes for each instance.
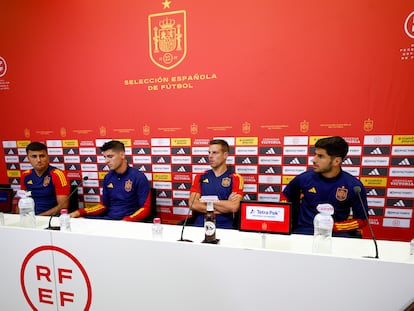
[148,10,187,70]
[404,11,414,39]
[0,56,7,78]
[20,245,92,311]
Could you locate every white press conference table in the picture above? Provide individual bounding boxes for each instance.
[0,214,413,311]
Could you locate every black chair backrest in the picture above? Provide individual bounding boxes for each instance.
[68,184,79,213]
[142,187,157,223]
[0,187,14,213]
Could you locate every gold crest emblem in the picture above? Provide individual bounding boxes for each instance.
[335,186,348,201]
[148,10,187,70]
[143,124,150,136]
[221,177,231,187]
[60,127,66,137]
[43,176,51,187]
[125,179,133,192]
[364,118,374,132]
[24,128,30,138]
[100,126,106,137]
[300,120,309,133]
[190,123,198,135]
[242,122,251,134]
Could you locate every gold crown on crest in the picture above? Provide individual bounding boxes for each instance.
[159,17,176,29]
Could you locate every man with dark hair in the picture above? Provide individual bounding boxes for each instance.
[283,136,368,237]
[20,142,70,215]
[71,140,151,221]
[189,139,244,229]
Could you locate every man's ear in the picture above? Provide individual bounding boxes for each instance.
[333,156,342,166]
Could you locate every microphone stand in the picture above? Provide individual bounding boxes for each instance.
[178,192,197,242]
[45,176,88,230]
[354,186,379,259]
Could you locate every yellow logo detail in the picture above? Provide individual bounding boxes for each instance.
[43,176,51,187]
[107,183,114,188]
[202,178,209,183]
[27,180,33,185]
[300,120,309,133]
[336,186,348,201]
[363,118,374,132]
[125,179,133,192]
[308,187,317,193]
[221,177,231,187]
[148,10,187,70]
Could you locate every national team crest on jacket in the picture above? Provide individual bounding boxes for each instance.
[221,177,231,187]
[125,179,133,192]
[148,10,187,70]
[336,186,348,201]
[43,176,51,187]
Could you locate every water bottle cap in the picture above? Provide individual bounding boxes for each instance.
[61,209,68,214]
[153,217,161,224]
[316,203,334,215]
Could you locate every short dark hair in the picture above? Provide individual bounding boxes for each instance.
[26,142,47,153]
[315,136,348,159]
[100,140,125,152]
[209,139,229,153]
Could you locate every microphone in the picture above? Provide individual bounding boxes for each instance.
[45,176,88,230]
[178,192,197,242]
[353,185,379,259]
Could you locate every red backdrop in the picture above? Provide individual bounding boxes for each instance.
[0,0,413,241]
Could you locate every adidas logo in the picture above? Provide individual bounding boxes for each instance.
[68,165,78,170]
[67,149,75,154]
[265,167,275,174]
[264,186,275,192]
[103,165,110,171]
[9,164,17,169]
[366,189,378,196]
[176,148,186,154]
[138,165,146,172]
[178,200,187,206]
[342,158,353,165]
[52,157,60,162]
[159,191,167,197]
[242,158,252,164]
[370,148,382,155]
[23,156,29,162]
[243,194,252,200]
[157,157,166,163]
[368,209,375,216]
[289,158,300,164]
[368,169,380,175]
[84,157,93,163]
[393,200,405,207]
[137,149,146,154]
[266,148,276,154]
[7,149,14,154]
[198,157,207,163]
[398,158,411,165]
[71,180,78,186]
[178,183,187,190]
[177,166,187,172]
[88,189,96,194]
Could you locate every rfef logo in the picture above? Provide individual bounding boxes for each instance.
[0,56,7,78]
[148,10,187,70]
[404,11,414,39]
[20,245,92,311]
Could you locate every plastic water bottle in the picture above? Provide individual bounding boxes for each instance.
[152,217,163,239]
[59,209,71,232]
[313,203,334,254]
[18,191,36,228]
